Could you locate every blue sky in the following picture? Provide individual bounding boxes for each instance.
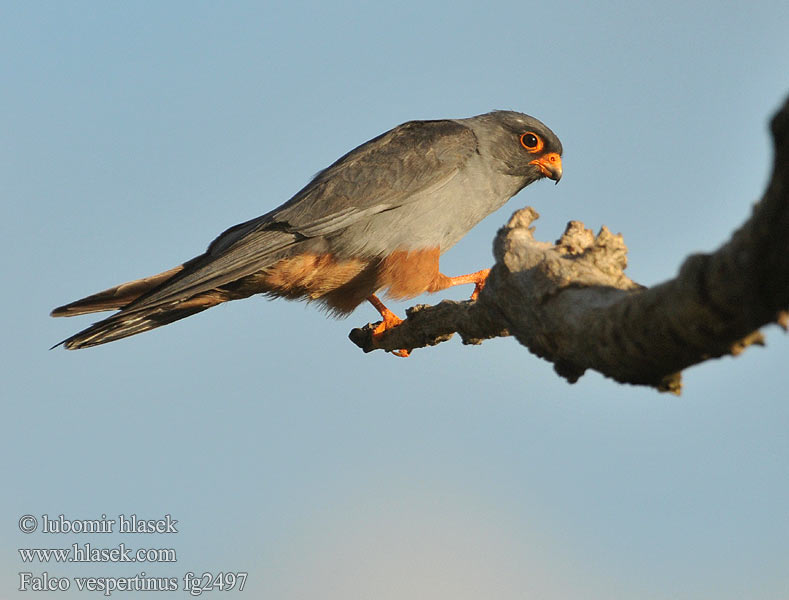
[3,2,788,598]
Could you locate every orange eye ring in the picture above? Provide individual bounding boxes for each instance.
[519,131,544,153]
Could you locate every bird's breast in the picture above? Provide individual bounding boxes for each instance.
[330,155,523,258]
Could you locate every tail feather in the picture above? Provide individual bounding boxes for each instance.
[50,228,311,349]
[53,292,226,350]
[51,266,184,317]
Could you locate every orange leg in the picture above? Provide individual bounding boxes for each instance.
[367,294,409,358]
[432,268,490,300]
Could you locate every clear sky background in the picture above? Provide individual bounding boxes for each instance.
[2,2,788,598]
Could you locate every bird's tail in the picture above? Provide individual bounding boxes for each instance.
[50,264,227,350]
[52,292,227,350]
[50,266,185,317]
[51,222,307,349]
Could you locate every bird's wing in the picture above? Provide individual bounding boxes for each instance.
[118,119,478,314]
[272,118,478,234]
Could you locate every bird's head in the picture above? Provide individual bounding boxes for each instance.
[471,111,563,183]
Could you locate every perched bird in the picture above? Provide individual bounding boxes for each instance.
[51,111,562,353]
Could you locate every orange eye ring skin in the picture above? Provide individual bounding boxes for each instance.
[519,131,544,153]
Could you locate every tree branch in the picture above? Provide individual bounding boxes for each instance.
[349,96,789,393]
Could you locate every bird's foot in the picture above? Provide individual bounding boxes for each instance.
[438,268,490,301]
[470,277,487,301]
[368,294,410,357]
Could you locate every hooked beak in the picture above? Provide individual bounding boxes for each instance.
[529,152,562,183]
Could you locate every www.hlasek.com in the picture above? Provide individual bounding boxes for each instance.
[19,542,176,563]
[18,571,248,596]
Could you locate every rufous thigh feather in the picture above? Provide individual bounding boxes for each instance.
[255,253,378,314]
[377,248,442,299]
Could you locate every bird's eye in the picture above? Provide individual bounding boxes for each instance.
[519,132,543,153]
[521,133,538,147]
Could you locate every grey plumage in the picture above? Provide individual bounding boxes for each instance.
[52,111,562,349]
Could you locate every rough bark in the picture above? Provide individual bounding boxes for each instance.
[349,96,789,393]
